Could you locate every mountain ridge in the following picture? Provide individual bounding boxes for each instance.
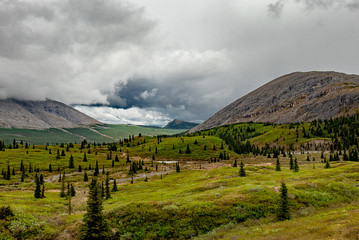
[164,119,199,129]
[0,99,101,129]
[189,71,359,133]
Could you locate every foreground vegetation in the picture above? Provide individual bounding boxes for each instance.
[0,113,358,239]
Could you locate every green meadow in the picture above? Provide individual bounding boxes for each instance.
[0,116,358,239]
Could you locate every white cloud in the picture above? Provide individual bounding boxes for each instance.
[74,105,171,126]
[140,88,158,99]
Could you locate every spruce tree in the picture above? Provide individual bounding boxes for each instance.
[60,172,66,198]
[325,159,331,168]
[94,161,99,176]
[21,170,25,182]
[41,183,45,198]
[112,179,118,192]
[70,184,76,197]
[49,164,52,172]
[276,157,281,171]
[34,175,42,198]
[233,159,237,167]
[84,171,88,181]
[79,182,112,240]
[83,153,87,162]
[277,182,290,221]
[186,144,191,154]
[176,162,180,172]
[105,172,111,200]
[69,155,74,168]
[239,162,246,177]
[289,157,294,170]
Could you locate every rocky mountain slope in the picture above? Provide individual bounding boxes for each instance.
[0,99,101,129]
[189,71,359,133]
[164,119,198,129]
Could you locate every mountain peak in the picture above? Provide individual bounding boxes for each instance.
[189,71,359,133]
[164,119,199,129]
[0,99,101,129]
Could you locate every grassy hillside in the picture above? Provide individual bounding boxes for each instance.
[0,124,186,145]
[0,114,358,239]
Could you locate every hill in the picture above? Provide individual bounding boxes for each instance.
[164,119,199,129]
[0,124,187,145]
[189,71,359,133]
[0,99,100,129]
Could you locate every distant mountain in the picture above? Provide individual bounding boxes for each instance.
[189,71,359,133]
[0,99,101,129]
[164,119,199,129]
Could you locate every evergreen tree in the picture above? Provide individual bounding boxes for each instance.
[186,144,191,154]
[94,160,99,176]
[41,183,45,198]
[111,160,114,167]
[239,162,246,177]
[277,182,290,221]
[70,184,76,197]
[56,148,61,159]
[176,162,180,172]
[60,172,66,198]
[5,164,10,180]
[78,165,82,172]
[112,179,118,192]
[105,172,110,200]
[233,159,237,167]
[21,170,25,182]
[20,160,24,172]
[276,157,281,171]
[69,155,74,168]
[325,159,331,168]
[289,157,294,170]
[83,153,87,162]
[84,171,88,182]
[39,174,44,184]
[114,155,119,162]
[294,158,299,172]
[34,175,42,198]
[49,164,52,172]
[79,182,112,240]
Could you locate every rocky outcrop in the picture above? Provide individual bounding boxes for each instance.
[0,99,101,129]
[189,71,359,133]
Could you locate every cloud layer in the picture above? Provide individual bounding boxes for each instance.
[1,0,359,125]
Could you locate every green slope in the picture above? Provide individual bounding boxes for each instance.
[0,124,186,145]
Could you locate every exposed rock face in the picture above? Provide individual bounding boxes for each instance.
[164,119,199,129]
[0,99,101,129]
[189,71,359,133]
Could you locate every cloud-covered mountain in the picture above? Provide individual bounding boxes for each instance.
[189,71,359,133]
[0,99,100,129]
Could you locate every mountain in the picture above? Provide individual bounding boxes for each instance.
[189,71,359,133]
[164,119,199,129]
[0,99,101,129]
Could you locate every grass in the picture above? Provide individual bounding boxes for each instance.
[0,121,358,239]
[0,124,187,145]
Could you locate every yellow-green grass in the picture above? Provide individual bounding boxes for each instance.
[1,159,359,239]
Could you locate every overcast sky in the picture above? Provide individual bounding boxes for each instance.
[0,0,358,126]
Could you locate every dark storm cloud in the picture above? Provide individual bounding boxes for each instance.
[0,0,156,102]
[1,0,359,125]
[106,77,217,121]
